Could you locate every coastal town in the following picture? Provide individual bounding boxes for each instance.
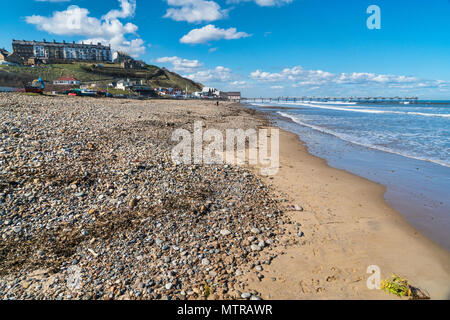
[0,39,241,101]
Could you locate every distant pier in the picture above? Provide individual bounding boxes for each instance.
[241,96,419,103]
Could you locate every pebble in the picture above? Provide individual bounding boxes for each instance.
[129,198,138,208]
[241,292,251,299]
[201,258,210,266]
[0,93,290,301]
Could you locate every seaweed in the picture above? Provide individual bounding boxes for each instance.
[381,274,430,300]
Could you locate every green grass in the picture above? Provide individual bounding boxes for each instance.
[106,88,136,96]
[0,62,203,92]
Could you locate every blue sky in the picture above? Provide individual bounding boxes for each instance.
[1,0,449,98]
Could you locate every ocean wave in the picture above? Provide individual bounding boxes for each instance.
[277,111,450,168]
[274,102,450,118]
[307,100,357,105]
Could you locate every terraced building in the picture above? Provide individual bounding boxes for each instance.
[11,39,112,64]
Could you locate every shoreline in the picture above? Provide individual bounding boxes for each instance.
[240,104,450,299]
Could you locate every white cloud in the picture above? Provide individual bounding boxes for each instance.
[249,65,449,93]
[155,56,237,86]
[102,0,136,20]
[164,0,227,23]
[156,56,203,72]
[25,1,145,57]
[227,0,293,7]
[184,66,234,83]
[180,24,251,44]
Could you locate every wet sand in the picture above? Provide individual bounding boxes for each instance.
[242,123,450,299]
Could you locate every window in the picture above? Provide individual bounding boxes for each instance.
[33,45,44,57]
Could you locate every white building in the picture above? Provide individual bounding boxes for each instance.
[53,76,81,86]
[116,79,135,90]
[201,87,221,97]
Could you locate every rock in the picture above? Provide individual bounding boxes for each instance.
[220,229,231,236]
[298,230,304,237]
[209,271,217,277]
[241,292,251,299]
[250,295,262,300]
[165,283,173,290]
[201,258,210,266]
[250,227,260,234]
[129,198,138,208]
[250,244,261,251]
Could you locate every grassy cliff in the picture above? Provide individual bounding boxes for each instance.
[0,62,203,92]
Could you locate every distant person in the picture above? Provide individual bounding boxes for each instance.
[216,101,219,106]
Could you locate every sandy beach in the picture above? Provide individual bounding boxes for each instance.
[0,94,449,300]
[243,123,450,300]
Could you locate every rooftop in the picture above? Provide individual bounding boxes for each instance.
[12,39,111,49]
[55,76,79,81]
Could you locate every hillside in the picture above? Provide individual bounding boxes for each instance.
[0,62,203,92]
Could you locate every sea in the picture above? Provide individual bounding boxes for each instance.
[246,100,450,250]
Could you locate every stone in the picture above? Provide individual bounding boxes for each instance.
[241,292,251,299]
[129,198,138,208]
[201,258,210,266]
[220,229,231,236]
